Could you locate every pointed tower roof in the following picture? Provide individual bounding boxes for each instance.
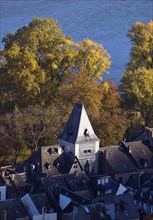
[58,103,99,144]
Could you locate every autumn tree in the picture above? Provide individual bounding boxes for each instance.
[120,21,153,126]
[0,108,25,164]
[0,18,73,108]
[0,103,67,164]
[58,69,103,115]
[93,81,126,146]
[22,105,64,153]
[73,39,110,80]
[0,17,110,110]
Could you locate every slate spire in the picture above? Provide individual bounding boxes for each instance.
[58,103,99,145]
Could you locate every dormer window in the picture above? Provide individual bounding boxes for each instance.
[84,128,89,137]
[48,148,54,155]
[48,165,52,170]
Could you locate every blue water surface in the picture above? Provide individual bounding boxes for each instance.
[1,0,153,83]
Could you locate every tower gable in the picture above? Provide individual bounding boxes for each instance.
[58,103,99,145]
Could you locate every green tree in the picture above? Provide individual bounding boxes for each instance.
[121,68,153,125]
[120,21,153,126]
[127,21,153,70]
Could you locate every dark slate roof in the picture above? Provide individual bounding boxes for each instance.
[41,171,89,194]
[93,194,139,219]
[59,188,90,205]
[64,171,89,192]
[2,176,19,199]
[114,193,139,220]
[53,152,75,174]
[0,175,5,186]
[124,141,153,168]
[41,145,61,175]
[16,145,61,179]
[28,193,53,214]
[58,103,99,144]
[126,172,140,190]
[80,203,112,220]
[10,173,33,195]
[126,170,153,190]
[53,152,82,174]
[16,148,41,175]
[0,198,29,220]
[135,128,153,141]
[89,174,122,197]
[134,173,153,205]
[101,145,138,173]
[92,194,114,205]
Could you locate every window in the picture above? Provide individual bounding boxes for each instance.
[98,177,108,185]
[73,164,78,169]
[84,149,91,154]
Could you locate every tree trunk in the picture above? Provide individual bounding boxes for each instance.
[13,146,20,165]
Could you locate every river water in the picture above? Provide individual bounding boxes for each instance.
[1,0,153,83]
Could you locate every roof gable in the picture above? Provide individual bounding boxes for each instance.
[101,145,138,173]
[124,141,153,168]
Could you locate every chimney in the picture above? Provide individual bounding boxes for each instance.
[146,128,153,147]
[1,170,5,177]
[73,206,78,220]
[140,191,143,198]
[42,206,47,214]
[87,214,92,220]
[11,174,15,180]
[127,145,131,153]
[1,210,7,220]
